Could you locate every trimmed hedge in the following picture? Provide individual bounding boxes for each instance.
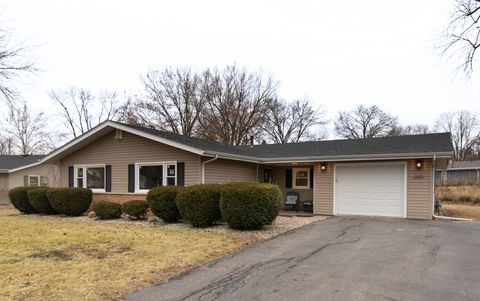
[122,200,149,220]
[27,188,57,214]
[9,187,37,214]
[176,184,222,227]
[220,182,282,230]
[94,201,122,220]
[46,188,92,216]
[147,186,181,223]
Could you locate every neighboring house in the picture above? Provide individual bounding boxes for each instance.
[435,160,480,185]
[0,121,453,219]
[0,155,59,204]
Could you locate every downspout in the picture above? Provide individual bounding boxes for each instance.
[432,154,437,218]
[202,155,219,184]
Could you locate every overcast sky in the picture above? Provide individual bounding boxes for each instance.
[2,0,480,133]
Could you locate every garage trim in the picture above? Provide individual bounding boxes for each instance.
[333,161,408,218]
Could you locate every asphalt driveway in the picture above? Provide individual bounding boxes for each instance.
[126,216,480,301]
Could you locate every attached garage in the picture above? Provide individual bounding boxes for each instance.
[334,163,406,218]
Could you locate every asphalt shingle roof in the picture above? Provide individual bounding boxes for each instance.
[450,160,480,169]
[117,122,453,160]
[236,133,454,159]
[0,155,45,170]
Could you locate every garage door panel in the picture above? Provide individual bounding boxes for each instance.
[335,164,405,217]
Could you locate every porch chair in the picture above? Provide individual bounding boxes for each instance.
[302,200,313,213]
[285,191,299,212]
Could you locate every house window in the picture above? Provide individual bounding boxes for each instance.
[28,175,40,187]
[74,165,106,192]
[264,169,274,183]
[136,162,176,193]
[293,168,310,189]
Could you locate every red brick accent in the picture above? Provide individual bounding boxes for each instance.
[93,193,146,203]
[89,193,147,211]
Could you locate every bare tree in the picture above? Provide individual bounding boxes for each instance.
[1,100,55,154]
[435,110,480,160]
[198,65,277,145]
[0,29,36,101]
[132,67,206,136]
[262,98,327,143]
[334,105,399,139]
[389,124,431,136]
[0,135,13,155]
[49,88,123,138]
[443,0,480,75]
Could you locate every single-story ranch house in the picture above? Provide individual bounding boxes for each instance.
[0,121,453,219]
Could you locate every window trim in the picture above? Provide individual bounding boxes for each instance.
[292,167,310,189]
[135,161,177,194]
[73,164,106,193]
[28,175,40,187]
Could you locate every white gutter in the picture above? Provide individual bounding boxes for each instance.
[201,155,219,184]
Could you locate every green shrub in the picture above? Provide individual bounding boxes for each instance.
[220,182,282,230]
[147,186,181,223]
[176,184,222,227]
[122,200,149,220]
[46,188,92,216]
[27,188,57,214]
[9,187,37,214]
[93,201,122,220]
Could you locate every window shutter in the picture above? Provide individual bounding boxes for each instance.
[105,165,112,192]
[23,175,28,187]
[128,164,135,193]
[310,168,314,189]
[285,169,292,189]
[68,166,74,187]
[177,162,185,186]
[40,176,47,186]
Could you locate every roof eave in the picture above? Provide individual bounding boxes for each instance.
[255,151,453,164]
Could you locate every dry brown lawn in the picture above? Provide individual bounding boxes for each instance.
[441,203,480,220]
[0,206,323,301]
[435,185,480,203]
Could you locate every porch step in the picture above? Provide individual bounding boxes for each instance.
[279,211,314,217]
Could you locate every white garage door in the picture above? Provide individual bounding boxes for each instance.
[335,163,406,217]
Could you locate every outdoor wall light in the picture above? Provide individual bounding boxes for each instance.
[416,160,422,169]
[320,163,327,172]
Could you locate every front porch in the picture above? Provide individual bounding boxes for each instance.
[259,163,318,215]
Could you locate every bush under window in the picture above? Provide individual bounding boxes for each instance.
[27,188,57,214]
[147,186,181,223]
[175,184,222,227]
[122,200,149,220]
[93,201,122,220]
[46,188,92,216]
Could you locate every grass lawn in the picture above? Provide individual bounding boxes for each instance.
[442,203,480,220]
[0,207,253,301]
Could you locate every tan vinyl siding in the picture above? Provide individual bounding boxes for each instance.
[60,130,201,192]
[0,174,8,201]
[8,164,60,189]
[407,159,433,219]
[313,162,334,215]
[203,158,257,183]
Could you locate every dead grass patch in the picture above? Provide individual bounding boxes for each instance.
[0,207,324,300]
[436,185,480,204]
[441,203,480,220]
